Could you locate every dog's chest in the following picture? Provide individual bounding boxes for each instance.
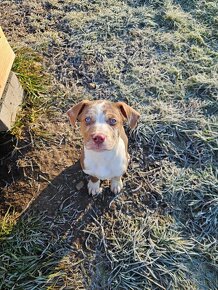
[83,138,127,180]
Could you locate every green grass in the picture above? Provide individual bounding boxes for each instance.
[0,0,217,289]
[11,47,50,138]
[0,213,64,290]
[0,208,17,240]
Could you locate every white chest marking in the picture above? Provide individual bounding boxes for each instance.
[83,137,127,180]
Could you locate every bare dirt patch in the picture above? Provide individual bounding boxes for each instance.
[0,119,82,215]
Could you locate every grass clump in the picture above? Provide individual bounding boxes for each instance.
[0,208,17,241]
[162,165,218,267]
[164,6,193,30]
[13,47,48,100]
[11,47,50,138]
[0,212,67,290]
[85,213,196,290]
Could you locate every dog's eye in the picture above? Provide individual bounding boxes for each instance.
[108,118,117,126]
[85,117,91,124]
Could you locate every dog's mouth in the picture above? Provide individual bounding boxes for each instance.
[92,147,108,152]
[85,144,110,152]
[85,140,114,152]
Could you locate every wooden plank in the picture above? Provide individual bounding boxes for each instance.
[0,26,15,99]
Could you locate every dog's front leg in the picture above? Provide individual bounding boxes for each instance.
[111,177,123,194]
[88,176,102,196]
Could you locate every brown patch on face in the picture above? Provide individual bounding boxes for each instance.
[115,102,140,129]
[90,176,99,183]
[67,100,90,126]
[102,102,125,134]
[79,101,124,151]
[67,100,139,151]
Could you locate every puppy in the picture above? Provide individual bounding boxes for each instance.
[67,100,140,196]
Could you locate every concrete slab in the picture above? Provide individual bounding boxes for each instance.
[0,72,24,131]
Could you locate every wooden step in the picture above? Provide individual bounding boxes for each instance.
[0,27,24,131]
[0,26,15,98]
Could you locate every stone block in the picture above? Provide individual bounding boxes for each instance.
[0,72,24,131]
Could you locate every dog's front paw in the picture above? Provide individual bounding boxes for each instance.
[111,178,123,194]
[88,179,102,196]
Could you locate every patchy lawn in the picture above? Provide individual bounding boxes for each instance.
[0,0,217,289]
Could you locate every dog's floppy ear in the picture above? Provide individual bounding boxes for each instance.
[67,100,90,126]
[116,102,140,129]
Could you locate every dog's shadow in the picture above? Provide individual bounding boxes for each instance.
[3,161,115,288]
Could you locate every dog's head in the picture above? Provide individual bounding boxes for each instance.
[67,100,140,151]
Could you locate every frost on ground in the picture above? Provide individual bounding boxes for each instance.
[0,0,217,289]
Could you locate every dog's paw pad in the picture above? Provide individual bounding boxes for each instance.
[111,179,123,194]
[88,180,102,196]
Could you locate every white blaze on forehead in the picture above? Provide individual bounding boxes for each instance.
[95,102,106,124]
[84,101,121,150]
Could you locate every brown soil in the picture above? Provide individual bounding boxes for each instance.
[0,118,84,217]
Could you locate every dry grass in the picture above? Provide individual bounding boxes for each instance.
[0,0,217,289]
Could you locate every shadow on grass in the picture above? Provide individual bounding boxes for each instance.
[0,131,40,215]
[0,160,115,289]
[0,133,19,187]
[0,132,28,214]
